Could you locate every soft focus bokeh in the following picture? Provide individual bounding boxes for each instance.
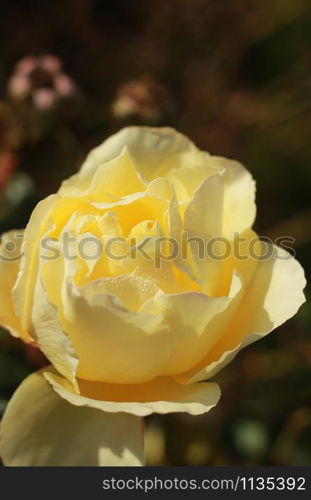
[0,0,310,465]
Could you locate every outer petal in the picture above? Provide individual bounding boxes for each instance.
[184,157,256,241]
[166,162,222,204]
[38,236,173,385]
[31,276,79,390]
[72,126,203,182]
[44,368,221,417]
[12,195,59,334]
[189,228,260,297]
[141,272,243,375]
[0,371,144,466]
[42,272,172,384]
[0,231,31,341]
[59,147,146,199]
[180,246,306,384]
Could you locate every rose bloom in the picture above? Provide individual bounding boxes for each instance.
[0,127,306,466]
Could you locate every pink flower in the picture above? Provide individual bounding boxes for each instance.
[32,88,56,110]
[7,75,31,99]
[15,56,37,75]
[8,54,77,110]
[54,73,76,97]
[40,55,61,74]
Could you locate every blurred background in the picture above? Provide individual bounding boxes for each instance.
[0,0,310,465]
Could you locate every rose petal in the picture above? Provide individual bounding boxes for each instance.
[0,230,31,341]
[184,157,256,241]
[166,161,222,203]
[31,276,79,390]
[142,272,243,375]
[0,371,144,466]
[179,245,306,384]
[59,147,146,199]
[190,228,260,297]
[40,269,171,383]
[44,367,221,417]
[12,195,59,333]
[77,126,203,182]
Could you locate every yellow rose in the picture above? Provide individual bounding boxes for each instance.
[0,127,306,466]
